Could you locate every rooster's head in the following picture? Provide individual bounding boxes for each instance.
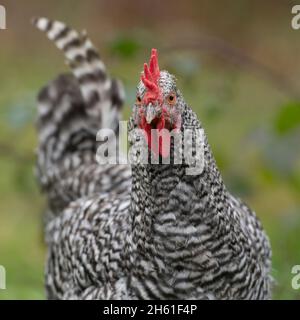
[134,49,183,158]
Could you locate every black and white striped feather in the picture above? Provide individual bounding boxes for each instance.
[33,18,272,300]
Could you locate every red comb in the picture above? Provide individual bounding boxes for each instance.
[141,48,161,104]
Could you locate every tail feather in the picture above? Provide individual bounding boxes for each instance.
[36,74,97,171]
[32,17,124,128]
[33,17,125,189]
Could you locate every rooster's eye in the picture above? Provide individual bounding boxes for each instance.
[167,93,176,105]
[136,95,142,105]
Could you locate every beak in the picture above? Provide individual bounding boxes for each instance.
[145,103,156,124]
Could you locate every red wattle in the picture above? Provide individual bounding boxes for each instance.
[139,116,170,159]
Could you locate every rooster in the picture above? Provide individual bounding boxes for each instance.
[33,17,272,300]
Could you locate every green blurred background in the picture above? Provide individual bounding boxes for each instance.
[0,0,300,299]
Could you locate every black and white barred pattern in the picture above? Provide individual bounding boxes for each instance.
[34,18,272,300]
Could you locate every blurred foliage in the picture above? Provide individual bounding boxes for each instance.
[0,0,300,300]
[109,36,141,58]
[275,102,300,135]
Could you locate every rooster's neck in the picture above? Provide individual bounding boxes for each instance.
[128,108,228,279]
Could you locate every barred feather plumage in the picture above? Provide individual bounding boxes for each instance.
[33,18,272,300]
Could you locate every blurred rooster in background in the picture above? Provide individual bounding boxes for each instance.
[33,17,272,299]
